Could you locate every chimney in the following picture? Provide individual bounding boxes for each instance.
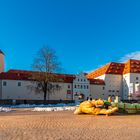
[0,50,4,73]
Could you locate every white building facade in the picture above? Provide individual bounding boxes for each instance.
[0,71,105,102]
[87,60,140,100]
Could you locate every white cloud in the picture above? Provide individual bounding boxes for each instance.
[119,51,140,62]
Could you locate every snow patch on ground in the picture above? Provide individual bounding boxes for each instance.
[33,106,76,112]
[6,103,79,108]
[0,107,11,112]
[0,103,79,112]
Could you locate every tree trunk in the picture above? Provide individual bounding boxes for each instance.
[43,91,47,104]
[47,92,50,101]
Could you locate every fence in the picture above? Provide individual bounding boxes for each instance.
[0,99,75,105]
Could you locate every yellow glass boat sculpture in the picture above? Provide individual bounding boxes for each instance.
[74,99,118,116]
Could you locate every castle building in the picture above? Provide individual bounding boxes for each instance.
[87,60,140,100]
[0,50,140,102]
[0,70,104,101]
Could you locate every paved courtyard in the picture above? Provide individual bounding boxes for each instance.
[0,109,140,140]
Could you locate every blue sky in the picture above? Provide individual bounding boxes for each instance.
[0,0,140,74]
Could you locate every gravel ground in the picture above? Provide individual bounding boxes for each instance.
[0,109,140,140]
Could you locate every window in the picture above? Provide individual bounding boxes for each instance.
[18,82,21,86]
[136,77,139,80]
[81,85,83,89]
[67,90,71,94]
[87,85,89,89]
[3,81,7,86]
[75,85,77,88]
[68,85,70,89]
[81,79,83,82]
[84,85,86,89]
[78,79,79,81]
[38,83,42,88]
[56,84,59,88]
[103,87,105,90]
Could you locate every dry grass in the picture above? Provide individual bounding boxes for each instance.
[0,109,140,140]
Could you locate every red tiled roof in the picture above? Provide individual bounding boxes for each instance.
[86,63,110,79]
[8,69,35,74]
[88,78,105,85]
[2,69,105,85]
[106,62,125,74]
[87,62,125,79]
[87,59,140,78]
[4,59,140,82]
[0,72,31,80]
[56,74,75,83]
[2,69,75,83]
[123,59,140,74]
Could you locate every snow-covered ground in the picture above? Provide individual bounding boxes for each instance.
[7,103,78,108]
[0,103,79,112]
[33,106,76,112]
[0,107,11,112]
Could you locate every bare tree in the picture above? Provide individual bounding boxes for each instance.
[31,46,62,102]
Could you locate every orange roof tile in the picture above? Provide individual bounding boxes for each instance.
[86,63,110,79]
[87,62,124,79]
[123,59,140,74]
